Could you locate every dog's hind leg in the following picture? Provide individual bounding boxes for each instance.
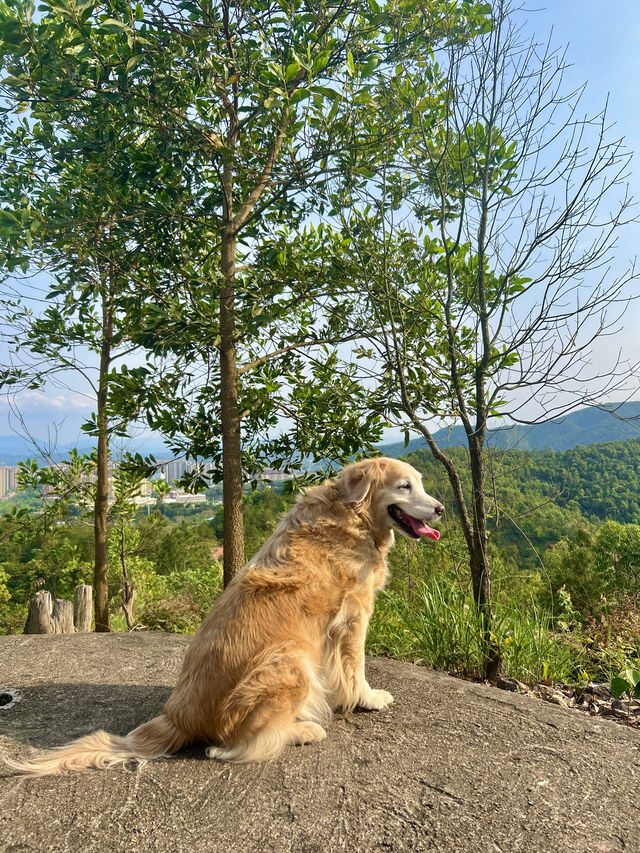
[207,650,330,763]
[206,719,326,762]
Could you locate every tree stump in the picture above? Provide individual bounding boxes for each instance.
[24,591,75,634]
[24,591,55,634]
[51,598,74,633]
[74,584,93,632]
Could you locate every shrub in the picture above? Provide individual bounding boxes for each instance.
[135,563,223,633]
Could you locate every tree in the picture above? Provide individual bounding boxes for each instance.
[109,0,489,584]
[0,116,175,628]
[324,0,638,675]
[151,477,172,512]
[109,463,147,629]
[0,0,489,585]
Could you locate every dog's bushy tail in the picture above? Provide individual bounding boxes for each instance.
[3,713,188,778]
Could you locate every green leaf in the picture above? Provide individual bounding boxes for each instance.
[311,85,341,102]
[99,17,129,33]
[289,88,311,104]
[611,676,631,699]
[285,61,301,82]
[346,50,355,77]
[619,668,640,689]
[361,55,380,77]
[312,50,331,75]
[126,54,143,72]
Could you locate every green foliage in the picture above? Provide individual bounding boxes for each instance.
[2,439,640,690]
[611,668,640,701]
[220,487,292,558]
[136,564,223,633]
[367,577,590,684]
[0,0,492,483]
[543,521,640,618]
[405,440,640,577]
[543,528,604,618]
[25,538,92,601]
[150,521,218,577]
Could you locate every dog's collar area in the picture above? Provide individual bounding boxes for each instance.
[387,505,440,541]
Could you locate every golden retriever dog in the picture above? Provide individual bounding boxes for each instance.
[5,457,444,776]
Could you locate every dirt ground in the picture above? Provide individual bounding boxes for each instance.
[1,632,639,853]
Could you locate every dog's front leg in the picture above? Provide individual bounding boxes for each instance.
[328,603,393,712]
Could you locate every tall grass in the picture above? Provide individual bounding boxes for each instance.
[367,578,593,684]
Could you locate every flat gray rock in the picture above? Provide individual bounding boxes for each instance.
[1,633,639,852]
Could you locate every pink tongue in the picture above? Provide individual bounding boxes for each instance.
[407,514,440,541]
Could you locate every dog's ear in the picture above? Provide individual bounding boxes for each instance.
[336,463,377,505]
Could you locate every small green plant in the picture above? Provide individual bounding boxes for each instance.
[610,667,640,704]
[555,585,581,632]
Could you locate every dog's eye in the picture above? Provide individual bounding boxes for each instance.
[398,483,411,491]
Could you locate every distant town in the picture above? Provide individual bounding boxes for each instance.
[0,459,289,504]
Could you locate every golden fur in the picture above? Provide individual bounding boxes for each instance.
[4,457,443,775]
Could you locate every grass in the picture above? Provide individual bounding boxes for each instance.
[367,577,608,685]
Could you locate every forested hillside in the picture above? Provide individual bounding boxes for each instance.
[380,402,640,457]
[2,435,640,687]
[404,437,640,575]
[409,436,640,525]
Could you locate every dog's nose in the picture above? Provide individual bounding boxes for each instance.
[435,504,445,516]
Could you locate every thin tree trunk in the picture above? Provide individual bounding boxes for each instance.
[94,295,113,632]
[119,522,135,630]
[220,161,245,586]
[468,435,500,679]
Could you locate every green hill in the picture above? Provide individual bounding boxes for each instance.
[403,435,640,573]
[379,402,640,457]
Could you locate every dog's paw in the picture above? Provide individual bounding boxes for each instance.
[290,721,327,745]
[359,688,394,711]
[205,744,227,761]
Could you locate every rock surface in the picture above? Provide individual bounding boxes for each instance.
[1,633,639,853]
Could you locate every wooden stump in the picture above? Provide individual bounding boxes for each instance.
[51,598,74,634]
[24,591,56,634]
[24,590,77,634]
[74,584,93,632]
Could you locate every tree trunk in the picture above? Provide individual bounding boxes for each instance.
[94,295,113,632]
[119,523,136,630]
[122,592,135,631]
[219,161,245,587]
[468,436,500,679]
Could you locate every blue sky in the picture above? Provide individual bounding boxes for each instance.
[522,3,640,175]
[515,1,640,385]
[1,2,639,448]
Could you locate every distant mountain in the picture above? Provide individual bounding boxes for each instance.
[2,401,640,467]
[0,435,173,466]
[378,402,640,457]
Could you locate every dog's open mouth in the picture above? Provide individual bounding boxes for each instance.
[388,505,440,541]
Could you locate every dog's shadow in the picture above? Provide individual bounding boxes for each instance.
[1,681,380,760]
[0,683,176,752]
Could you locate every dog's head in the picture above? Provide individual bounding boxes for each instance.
[335,458,444,542]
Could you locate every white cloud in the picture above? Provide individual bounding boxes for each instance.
[0,390,94,412]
